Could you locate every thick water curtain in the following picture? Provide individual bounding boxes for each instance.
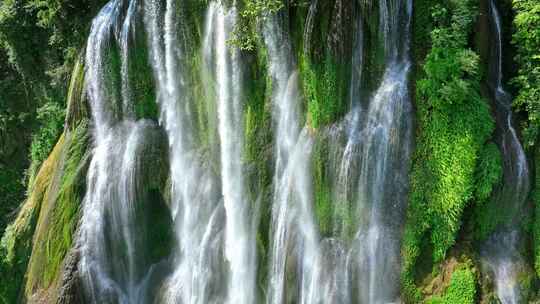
[77,0,413,303]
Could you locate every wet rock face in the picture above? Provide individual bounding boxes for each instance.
[57,248,84,304]
[326,0,354,61]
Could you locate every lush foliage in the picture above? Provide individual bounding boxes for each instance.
[0,48,32,235]
[511,0,540,147]
[229,0,284,50]
[535,146,540,277]
[472,143,504,240]
[28,102,65,180]
[401,0,495,300]
[428,265,477,304]
[1,0,540,302]
[0,0,104,236]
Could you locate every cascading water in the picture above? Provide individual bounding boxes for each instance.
[264,0,412,303]
[263,12,321,304]
[347,1,413,303]
[78,0,414,303]
[79,1,169,303]
[80,0,258,302]
[481,1,530,303]
[202,2,257,303]
[144,0,233,303]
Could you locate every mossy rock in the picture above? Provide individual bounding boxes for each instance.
[0,133,69,304]
[24,122,91,302]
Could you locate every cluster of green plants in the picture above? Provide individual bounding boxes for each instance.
[27,101,65,182]
[0,48,34,235]
[535,146,540,277]
[471,143,504,240]
[228,0,284,51]
[511,0,540,147]
[427,265,477,304]
[401,0,496,300]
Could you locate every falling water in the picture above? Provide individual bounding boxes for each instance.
[144,0,227,303]
[202,2,257,304]
[302,0,318,57]
[481,1,530,303]
[78,0,415,302]
[341,0,413,303]
[263,12,321,304]
[79,0,168,303]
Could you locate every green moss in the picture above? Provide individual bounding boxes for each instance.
[312,139,332,237]
[310,133,354,239]
[241,39,273,297]
[65,56,87,130]
[131,45,158,120]
[25,121,90,294]
[0,134,67,304]
[301,56,348,128]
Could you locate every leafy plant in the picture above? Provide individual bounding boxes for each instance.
[427,265,477,304]
[402,0,494,300]
[511,0,540,147]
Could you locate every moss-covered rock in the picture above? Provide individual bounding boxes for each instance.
[0,133,68,304]
[24,121,91,302]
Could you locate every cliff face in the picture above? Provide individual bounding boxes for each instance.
[0,0,539,303]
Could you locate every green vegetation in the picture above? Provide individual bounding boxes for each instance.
[428,265,477,304]
[229,0,284,51]
[25,122,89,293]
[301,56,348,129]
[0,0,105,238]
[402,0,495,300]
[512,0,540,281]
[2,0,540,302]
[535,146,540,277]
[472,143,504,240]
[0,134,66,304]
[27,101,66,183]
[511,0,540,147]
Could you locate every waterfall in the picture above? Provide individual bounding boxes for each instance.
[77,0,414,302]
[481,1,531,303]
[263,13,321,304]
[144,0,227,303]
[79,1,166,303]
[263,0,412,303]
[202,2,257,304]
[326,0,413,303]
